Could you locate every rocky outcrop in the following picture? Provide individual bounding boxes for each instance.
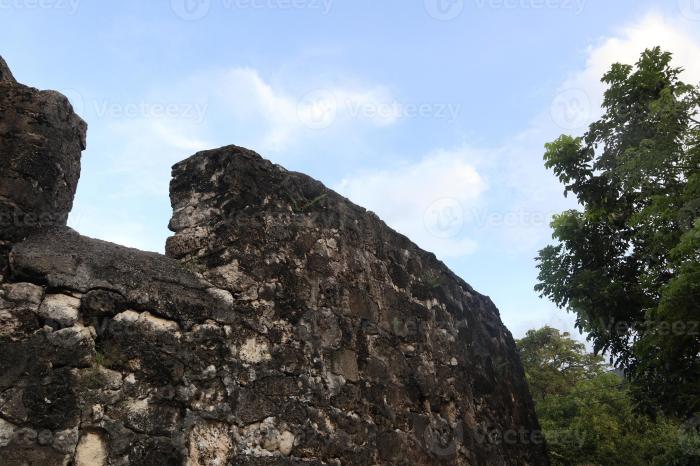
[11,227,235,328]
[0,58,87,247]
[0,56,548,465]
[164,146,548,465]
[0,56,15,84]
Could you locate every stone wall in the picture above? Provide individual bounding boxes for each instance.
[0,56,548,465]
[165,146,548,465]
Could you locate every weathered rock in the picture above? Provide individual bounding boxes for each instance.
[0,56,15,84]
[2,282,43,305]
[10,226,235,329]
[0,55,87,247]
[37,293,81,328]
[75,431,108,466]
[164,145,548,464]
[0,58,548,465]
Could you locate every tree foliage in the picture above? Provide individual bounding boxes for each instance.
[517,326,605,402]
[535,47,700,418]
[517,327,700,465]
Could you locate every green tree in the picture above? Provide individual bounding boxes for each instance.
[517,326,605,401]
[517,327,699,465]
[535,47,700,418]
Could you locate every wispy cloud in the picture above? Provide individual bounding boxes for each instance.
[72,11,700,265]
[330,12,700,264]
[335,147,487,258]
[208,67,399,151]
[549,13,700,134]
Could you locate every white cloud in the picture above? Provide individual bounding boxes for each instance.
[73,67,408,253]
[101,118,212,198]
[550,13,700,133]
[483,12,700,253]
[327,13,700,267]
[335,148,487,258]
[203,67,399,152]
[72,11,700,266]
[483,12,700,333]
[81,67,407,202]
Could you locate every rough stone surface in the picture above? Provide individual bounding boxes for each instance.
[0,57,548,465]
[10,226,235,329]
[37,293,81,328]
[75,431,108,466]
[0,56,15,84]
[0,55,87,247]
[161,145,548,465]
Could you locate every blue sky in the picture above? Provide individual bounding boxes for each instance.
[2,0,700,339]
